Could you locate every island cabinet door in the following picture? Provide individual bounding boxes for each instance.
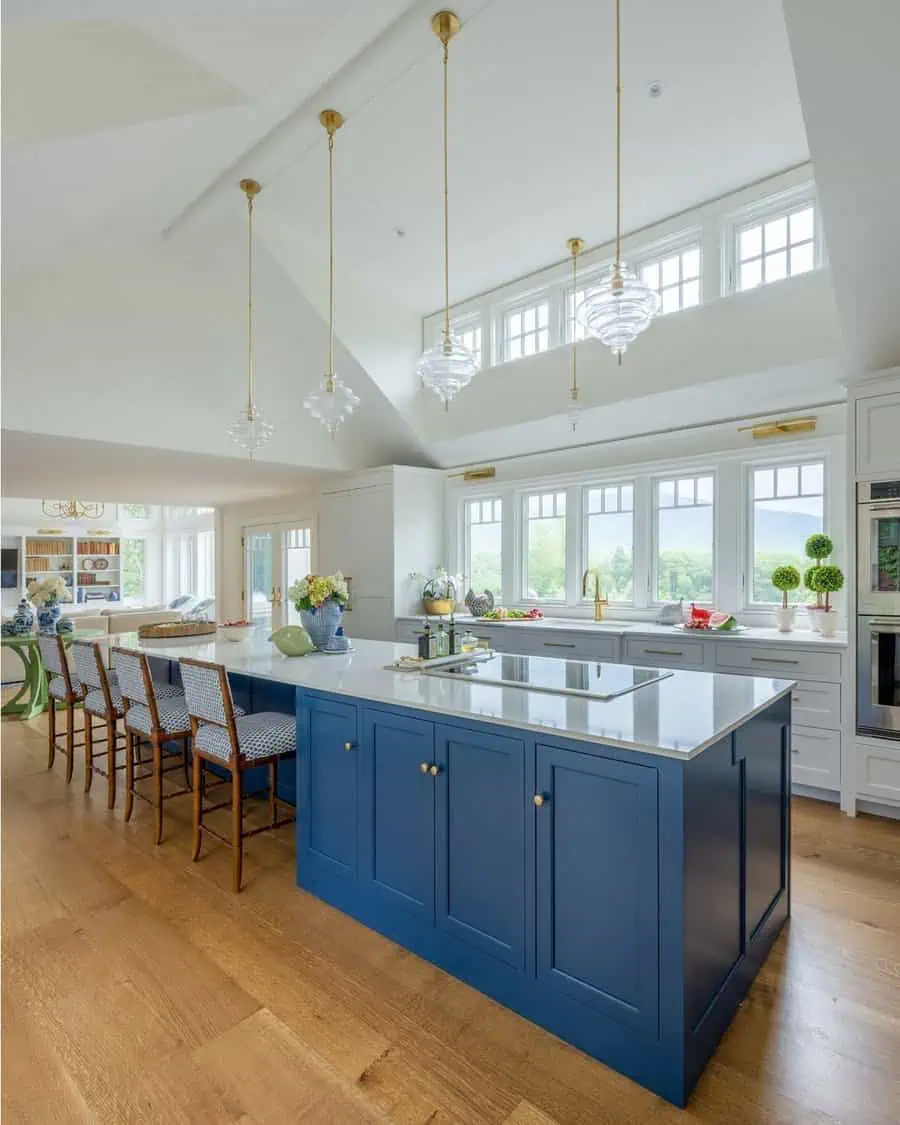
[434,725,528,970]
[298,697,360,881]
[360,709,436,920]
[535,745,660,1038]
[735,717,789,944]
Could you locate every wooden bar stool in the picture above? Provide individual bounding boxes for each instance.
[38,634,85,784]
[71,639,125,804]
[112,647,193,845]
[180,657,296,892]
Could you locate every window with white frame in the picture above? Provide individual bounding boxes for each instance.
[122,537,146,601]
[583,483,634,602]
[639,244,701,315]
[736,203,816,291]
[197,529,215,600]
[465,497,503,599]
[750,461,824,604]
[655,474,714,603]
[504,300,549,361]
[120,503,153,520]
[524,491,566,601]
[566,285,602,342]
[457,323,483,369]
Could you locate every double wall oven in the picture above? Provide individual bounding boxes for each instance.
[857,481,900,739]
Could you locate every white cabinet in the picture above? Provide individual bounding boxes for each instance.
[714,643,842,684]
[791,727,841,792]
[856,391,900,478]
[318,467,444,640]
[856,742,900,805]
[624,635,708,669]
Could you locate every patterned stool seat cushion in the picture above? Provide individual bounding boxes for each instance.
[84,688,126,718]
[194,712,296,763]
[49,675,82,701]
[126,696,191,736]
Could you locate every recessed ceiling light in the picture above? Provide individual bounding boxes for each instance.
[648,81,663,99]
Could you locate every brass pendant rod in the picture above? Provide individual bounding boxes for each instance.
[614,0,622,275]
[246,189,254,417]
[441,35,451,342]
[570,242,579,398]
[327,129,335,385]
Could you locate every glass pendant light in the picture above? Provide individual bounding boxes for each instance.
[226,179,274,458]
[566,237,584,431]
[303,109,360,437]
[577,0,659,359]
[416,10,478,408]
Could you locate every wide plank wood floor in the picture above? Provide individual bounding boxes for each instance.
[3,703,899,1124]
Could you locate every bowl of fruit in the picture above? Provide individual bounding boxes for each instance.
[482,607,544,621]
[218,619,254,643]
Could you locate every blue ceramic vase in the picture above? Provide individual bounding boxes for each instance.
[300,599,344,650]
[12,598,35,635]
[37,601,62,635]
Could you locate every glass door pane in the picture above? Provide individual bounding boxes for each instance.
[245,529,275,628]
[873,516,900,594]
[282,525,312,627]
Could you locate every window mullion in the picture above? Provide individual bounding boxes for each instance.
[565,484,580,607]
[632,475,653,609]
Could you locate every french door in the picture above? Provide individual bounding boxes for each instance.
[243,522,314,630]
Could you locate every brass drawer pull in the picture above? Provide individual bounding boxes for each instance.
[420,761,430,774]
[544,642,576,649]
[751,657,800,666]
[642,648,684,657]
[344,741,356,752]
[429,764,442,777]
[533,793,546,807]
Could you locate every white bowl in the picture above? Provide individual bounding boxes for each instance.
[218,624,254,643]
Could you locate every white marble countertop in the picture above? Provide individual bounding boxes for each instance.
[116,632,793,761]
[397,614,848,647]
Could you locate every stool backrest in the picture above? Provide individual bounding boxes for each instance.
[38,634,73,692]
[112,647,162,731]
[72,639,117,714]
[179,658,236,728]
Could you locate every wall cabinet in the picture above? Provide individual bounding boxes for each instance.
[855,390,900,478]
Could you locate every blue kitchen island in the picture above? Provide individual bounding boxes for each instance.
[131,634,793,1107]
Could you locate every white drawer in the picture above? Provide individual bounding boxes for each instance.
[790,726,840,791]
[526,631,620,662]
[470,626,532,656]
[790,681,842,730]
[856,742,900,804]
[715,645,842,683]
[624,636,707,669]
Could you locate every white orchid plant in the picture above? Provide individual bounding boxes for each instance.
[27,576,71,606]
[409,567,466,601]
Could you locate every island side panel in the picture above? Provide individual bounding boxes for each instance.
[682,695,791,1096]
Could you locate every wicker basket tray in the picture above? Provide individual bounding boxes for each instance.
[138,621,216,640]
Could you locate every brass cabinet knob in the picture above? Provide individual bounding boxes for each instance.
[533,793,546,807]
[429,764,442,776]
[344,741,356,752]
[420,761,430,773]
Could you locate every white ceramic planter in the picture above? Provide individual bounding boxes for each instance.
[818,609,839,637]
[773,606,797,633]
[806,605,822,632]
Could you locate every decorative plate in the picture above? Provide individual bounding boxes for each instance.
[93,557,109,570]
[673,623,748,634]
[81,558,95,570]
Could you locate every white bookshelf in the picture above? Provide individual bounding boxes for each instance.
[21,534,122,604]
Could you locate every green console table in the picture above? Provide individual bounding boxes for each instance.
[1,632,104,720]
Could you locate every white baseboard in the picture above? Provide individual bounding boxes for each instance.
[792,784,839,804]
[856,798,900,821]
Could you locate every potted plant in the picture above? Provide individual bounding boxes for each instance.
[803,534,833,629]
[288,572,349,651]
[809,564,844,637]
[770,565,801,632]
[27,576,70,634]
[411,568,464,616]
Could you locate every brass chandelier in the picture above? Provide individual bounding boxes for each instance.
[577,0,659,357]
[303,108,360,435]
[226,178,274,458]
[41,499,105,520]
[415,10,478,407]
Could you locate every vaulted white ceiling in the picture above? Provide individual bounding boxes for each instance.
[2,0,865,503]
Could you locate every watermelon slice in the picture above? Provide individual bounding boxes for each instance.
[711,612,738,631]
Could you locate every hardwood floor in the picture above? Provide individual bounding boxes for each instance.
[3,704,899,1124]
